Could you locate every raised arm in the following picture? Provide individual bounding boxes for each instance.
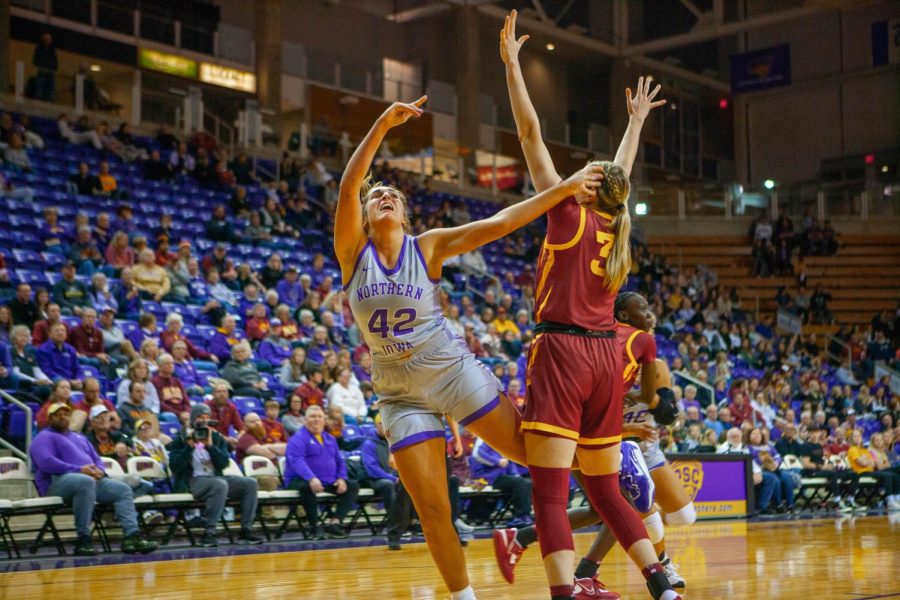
[417,164,604,272]
[501,10,560,193]
[613,76,666,177]
[334,96,426,271]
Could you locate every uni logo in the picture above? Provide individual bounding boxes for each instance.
[670,461,704,502]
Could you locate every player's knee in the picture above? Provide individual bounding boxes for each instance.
[413,494,452,524]
[642,511,665,544]
[664,502,696,526]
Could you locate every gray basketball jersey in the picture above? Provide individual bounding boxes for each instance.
[347,235,445,362]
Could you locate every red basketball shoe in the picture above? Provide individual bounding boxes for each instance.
[492,528,526,584]
[574,576,622,599]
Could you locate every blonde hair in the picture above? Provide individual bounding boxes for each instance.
[592,161,632,292]
[360,175,411,235]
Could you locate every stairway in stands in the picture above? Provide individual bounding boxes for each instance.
[647,234,900,327]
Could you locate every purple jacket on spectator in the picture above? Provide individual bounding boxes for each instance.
[208,330,245,363]
[352,365,372,384]
[113,283,142,316]
[307,341,338,364]
[0,342,13,388]
[275,280,304,308]
[239,297,268,320]
[360,437,397,483]
[35,340,79,381]
[127,328,158,353]
[173,360,204,389]
[283,427,346,486]
[469,438,526,484]
[257,338,292,367]
[29,428,104,495]
[748,443,784,469]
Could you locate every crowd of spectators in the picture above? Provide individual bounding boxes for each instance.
[1,105,899,556]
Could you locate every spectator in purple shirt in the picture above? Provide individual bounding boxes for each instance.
[28,402,158,556]
[171,340,205,396]
[36,322,82,390]
[307,325,339,364]
[469,437,533,527]
[275,266,305,308]
[283,405,360,539]
[257,319,292,368]
[127,313,159,353]
[112,267,142,320]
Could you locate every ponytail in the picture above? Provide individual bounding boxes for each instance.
[605,205,631,291]
[591,161,632,292]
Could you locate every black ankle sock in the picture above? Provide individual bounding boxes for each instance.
[574,557,599,579]
[659,551,668,563]
[515,526,538,548]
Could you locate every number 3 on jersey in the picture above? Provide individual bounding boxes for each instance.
[590,231,616,277]
[367,308,416,338]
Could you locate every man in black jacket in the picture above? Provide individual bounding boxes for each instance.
[32,32,58,102]
[168,404,262,547]
[9,283,39,329]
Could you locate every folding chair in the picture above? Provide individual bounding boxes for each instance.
[0,457,66,556]
[273,456,336,540]
[127,456,198,546]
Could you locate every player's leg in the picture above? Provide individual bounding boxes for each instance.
[525,431,580,598]
[577,340,678,600]
[463,392,527,465]
[393,436,473,598]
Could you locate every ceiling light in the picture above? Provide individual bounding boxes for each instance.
[546,43,555,51]
[90,64,101,72]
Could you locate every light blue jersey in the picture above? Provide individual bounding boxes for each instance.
[346,235,445,363]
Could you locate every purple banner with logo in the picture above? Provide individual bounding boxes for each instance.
[668,454,752,519]
[730,44,791,94]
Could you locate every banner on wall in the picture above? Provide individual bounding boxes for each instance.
[667,454,754,519]
[730,44,791,94]
[476,165,520,190]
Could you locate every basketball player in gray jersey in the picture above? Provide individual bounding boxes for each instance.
[335,96,605,600]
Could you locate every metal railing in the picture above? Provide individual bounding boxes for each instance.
[825,334,852,368]
[0,390,32,469]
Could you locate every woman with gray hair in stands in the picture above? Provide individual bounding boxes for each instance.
[221,341,274,400]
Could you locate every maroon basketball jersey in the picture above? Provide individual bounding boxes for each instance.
[534,197,619,331]
[617,323,657,390]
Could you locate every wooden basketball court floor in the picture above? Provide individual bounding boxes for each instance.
[2,515,898,599]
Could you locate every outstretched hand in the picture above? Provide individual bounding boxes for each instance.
[500,9,529,66]
[626,76,666,123]
[564,163,605,205]
[381,96,427,129]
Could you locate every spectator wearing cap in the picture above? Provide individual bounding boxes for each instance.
[29,402,158,556]
[221,342,274,400]
[152,353,191,424]
[270,305,299,341]
[205,382,243,447]
[276,267,305,308]
[117,380,157,436]
[283,405,359,539]
[168,403,262,547]
[70,376,120,432]
[132,418,169,469]
[326,368,367,424]
[170,340,205,396]
[52,261,91,316]
[201,240,238,285]
[86,403,132,469]
[290,362,321,405]
[36,322,82,390]
[132,249,172,302]
[257,318,292,367]
[160,312,217,363]
[245,303,271,343]
[492,305,520,338]
[208,315,245,363]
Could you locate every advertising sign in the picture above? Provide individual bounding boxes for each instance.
[667,454,754,519]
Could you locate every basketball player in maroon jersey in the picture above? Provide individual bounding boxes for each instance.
[501,10,680,600]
